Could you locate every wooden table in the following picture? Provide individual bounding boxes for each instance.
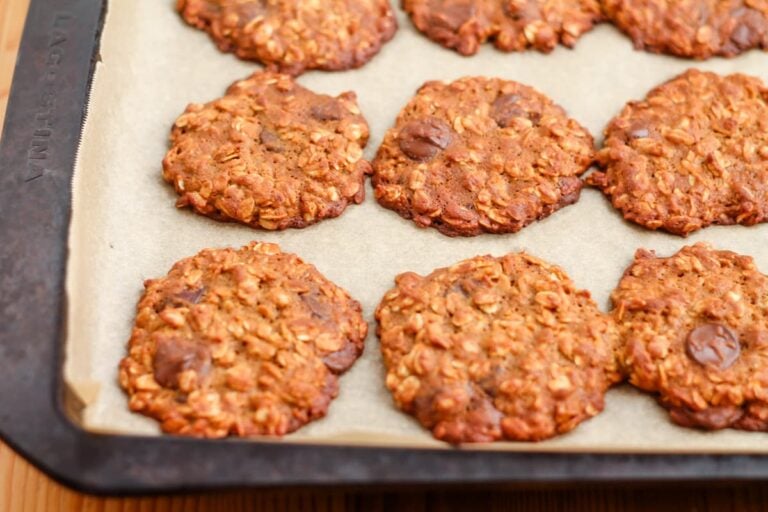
[1,1,767,510]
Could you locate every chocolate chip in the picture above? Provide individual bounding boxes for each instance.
[669,404,744,430]
[448,282,470,298]
[477,366,502,398]
[686,323,740,370]
[398,118,453,161]
[502,0,538,21]
[175,286,206,305]
[322,343,360,374]
[557,176,583,206]
[301,291,332,320]
[432,1,476,30]
[260,129,283,153]
[233,0,267,25]
[421,385,503,442]
[310,101,345,121]
[154,286,207,312]
[491,94,536,128]
[153,337,211,388]
[731,23,756,49]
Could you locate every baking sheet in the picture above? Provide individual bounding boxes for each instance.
[66,0,768,452]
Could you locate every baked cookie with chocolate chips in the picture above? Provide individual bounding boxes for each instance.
[119,242,367,438]
[177,0,397,75]
[588,69,768,236]
[376,252,621,443]
[402,0,602,55]
[163,72,371,231]
[604,0,768,59]
[372,77,594,237]
[612,243,768,431]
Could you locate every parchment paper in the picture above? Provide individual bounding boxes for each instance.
[66,0,768,452]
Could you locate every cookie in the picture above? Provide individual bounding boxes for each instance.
[376,252,621,443]
[119,242,367,437]
[371,77,594,237]
[403,0,602,55]
[177,0,397,75]
[611,243,768,431]
[163,72,372,231]
[604,0,768,59]
[588,69,768,236]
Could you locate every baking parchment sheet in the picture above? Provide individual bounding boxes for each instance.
[66,0,768,452]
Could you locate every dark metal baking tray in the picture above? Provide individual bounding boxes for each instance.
[3,0,768,495]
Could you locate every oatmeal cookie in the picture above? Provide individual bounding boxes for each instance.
[177,0,397,75]
[604,0,768,59]
[612,243,768,431]
[163,72,371,231]
[588,69,768,236]
[119,242,367,438]
[372,77,594,237]
[402,0,602,55]
[376,252,621,443]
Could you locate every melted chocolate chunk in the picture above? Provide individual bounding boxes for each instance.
[431,0,476,30]
[669,404,744,430]
[557,176,583,205]
[627,119,651,140]
[322,343,360,373]
[232,0,267,26]
[176,286,206,304]
[477,365,502,398]
[301,290,333,320]
[730,17,761,49]
[259,129,284,153]
[502,0,541,22]
[398,117,453,161]
[448,282,470,297]
[310,101,346,121]
[154,286,206,312]
[153,337,211,388]
[686,323,740,370]
[492,93,543,128]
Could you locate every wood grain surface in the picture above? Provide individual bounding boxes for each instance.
[0,0,766,510]
[0,0,29,133]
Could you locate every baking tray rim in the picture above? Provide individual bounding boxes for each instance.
[3,0,768,495]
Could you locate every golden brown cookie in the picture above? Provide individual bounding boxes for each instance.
[402,0,602,55]
[177,0,398,75]
[376,253,621,443]
[372,77,594,237]
[588,69,768,236]
[163,72,371,231]
[611,243,768,431]
[119,242,368,438]
[604,0,768,59]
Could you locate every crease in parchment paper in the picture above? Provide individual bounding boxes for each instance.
[66,0,768,453]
